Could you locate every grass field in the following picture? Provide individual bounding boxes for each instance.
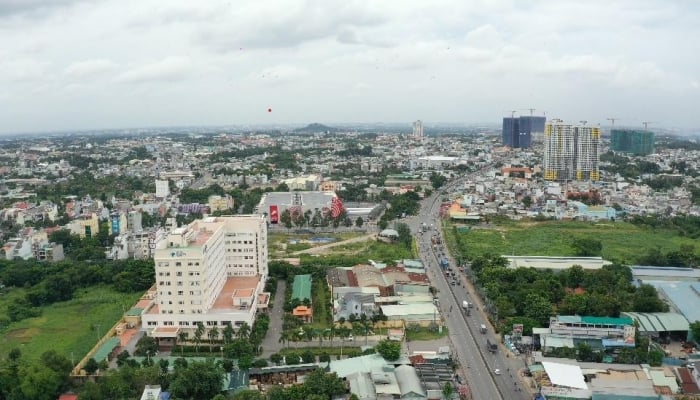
[0,286,142,362]
[328,240,415,260]
[447,220,699,264]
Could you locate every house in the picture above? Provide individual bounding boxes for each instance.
[292,274,313,323]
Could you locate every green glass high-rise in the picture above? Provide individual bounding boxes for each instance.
[610,129,655,155]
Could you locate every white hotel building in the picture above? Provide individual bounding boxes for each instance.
[142,215,270,343]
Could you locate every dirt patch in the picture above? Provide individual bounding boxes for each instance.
[5,327,39,342]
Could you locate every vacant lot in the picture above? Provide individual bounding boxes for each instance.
[448,221,698,264]
[0,286,141,361]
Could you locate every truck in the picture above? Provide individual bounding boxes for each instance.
[440,258,449,270]
[486,338,497,352]
[480,324,487,334]
[462,300,469,309]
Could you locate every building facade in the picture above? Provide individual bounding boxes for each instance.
[142,215,269,340]
[610,129,655,155]
[544,122,600,181]
[412,120,424,139]
[502,116,546,148]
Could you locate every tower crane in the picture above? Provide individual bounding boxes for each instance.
[642,121,653,130]
[606,117,618,127]
[579,120,588,126]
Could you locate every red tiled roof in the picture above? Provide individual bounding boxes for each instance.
[58,394,79,400]
[409,355,426,365]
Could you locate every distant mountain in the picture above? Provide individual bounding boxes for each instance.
[293,123,339,133]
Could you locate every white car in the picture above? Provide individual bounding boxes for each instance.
[494,369,501,375]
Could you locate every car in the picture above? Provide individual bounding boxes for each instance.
[494,369,501,375]
[344,335,354,341]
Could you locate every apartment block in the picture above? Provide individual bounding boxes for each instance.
[142,215,270,342]
[611,129,655,155]
[544,122,600,181]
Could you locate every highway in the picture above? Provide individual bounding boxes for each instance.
[407,182,529,400]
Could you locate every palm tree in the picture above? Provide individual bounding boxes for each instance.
[279,330,292,349]
[222,325,234,345]
[194,322,205,352]
[177,331,189,356]
[237,322,251,339]
[315,328,324,347]
[302,325,314,342]
[208,326,219,352]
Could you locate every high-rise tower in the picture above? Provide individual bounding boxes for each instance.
[502,116,546,148]
[412,120,424,139]
[543,121,600,181]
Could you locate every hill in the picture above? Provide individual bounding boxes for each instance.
[293,123,339,133]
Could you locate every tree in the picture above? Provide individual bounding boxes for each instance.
[134,335,158,357]
[523,293,553,326]
[270,353,283,365]
[522,195,532,208]
[690,321,700,344]
[375,339,402,361]
[302,350,316,363]
[238,322,251,339]
[395,222,412,250]
[169,359,224,400]
[232,389,265,400]
[194,322,205,352]
[222,324,235,344]
[267,385,287,400]
[429,172,447,189]
[280,209,293,230]
[177,331,188,355]
[208,326,220,351]
[302,368,346,399]
[355,216,364,228]
[572,237,603,257]
[442,381,454,399]
[84,358,99,375]
[18,364,64,400]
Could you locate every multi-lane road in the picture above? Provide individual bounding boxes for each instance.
[407,182,530,400]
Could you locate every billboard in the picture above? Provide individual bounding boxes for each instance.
[269,205,279,224]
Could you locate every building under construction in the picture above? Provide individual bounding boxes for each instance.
[610,129,655,155]
[544,121,600,181]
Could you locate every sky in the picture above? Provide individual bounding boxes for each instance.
[0,0,698,134]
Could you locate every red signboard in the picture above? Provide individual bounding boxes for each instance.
[269,205,279,223]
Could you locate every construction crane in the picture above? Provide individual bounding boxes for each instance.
[642,121,654,130]
[511,110,517,118]
[526,108,536,116]
[579,120,588,126]
[606,117,618,127]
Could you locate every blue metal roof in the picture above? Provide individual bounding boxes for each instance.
[647,281,700,324]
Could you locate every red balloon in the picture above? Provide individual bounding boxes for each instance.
[267,108,272,112]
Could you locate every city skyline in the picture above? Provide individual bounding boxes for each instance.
[1,0,699,134]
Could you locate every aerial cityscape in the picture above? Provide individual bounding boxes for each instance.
[1,1,700,400]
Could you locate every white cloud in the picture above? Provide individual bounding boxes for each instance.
[115,56,194,84]
[0,0,698,132]
[64,58,117,78]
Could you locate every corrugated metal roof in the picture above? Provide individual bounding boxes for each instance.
[622,312,690,332]
[581,316,633,326]
[647,281,700,324]
[292,274,312,301]
[591,395,660,400]
[93,337,120,362]
[394,365,426,397]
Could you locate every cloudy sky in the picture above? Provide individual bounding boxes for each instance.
[0,0,698,134]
